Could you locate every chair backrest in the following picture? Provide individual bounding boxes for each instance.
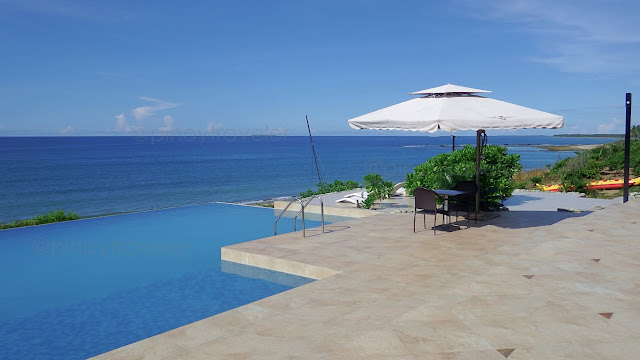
[414,187,438,211]
[453,181,478,203]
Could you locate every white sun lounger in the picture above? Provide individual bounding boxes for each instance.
[391,182,406,196]
[335,191,368,205]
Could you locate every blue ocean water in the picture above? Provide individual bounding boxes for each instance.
[0,202,318,360]
[0,135,617,223]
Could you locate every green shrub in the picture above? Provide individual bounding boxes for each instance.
[585,140,640,172]
[1,210,80,230]
[513,180,529,189]
[361,173,393,209]
[405,145,521,210]
[300,179,361,198]
[299,189,315,198]
[560,174,588,193]
[529,175,543,184]
[551,151,600,183]
[547,139,640,194]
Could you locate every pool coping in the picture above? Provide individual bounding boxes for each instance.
[221,246,340,280]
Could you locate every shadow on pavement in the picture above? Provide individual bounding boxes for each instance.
[481,209,592,229]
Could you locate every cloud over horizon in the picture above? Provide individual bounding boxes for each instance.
[113,114,131,132]
[113,97,181,133]
[60,125,74,134]
[597,117,623,133]
[159,115,174,132]
[132,97,181,121]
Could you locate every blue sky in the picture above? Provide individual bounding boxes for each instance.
[0,0,638,136]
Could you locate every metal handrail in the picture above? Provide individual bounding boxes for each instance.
[294,195,325,236]
[274,196,325,237]
[274,198,304,236]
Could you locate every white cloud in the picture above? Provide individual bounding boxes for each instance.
[132,96,181,120]
[597,117,622,133]
[159,115,174,132]
[113,113,131,132]
[60,125,74,134]
[131,106,154,121]
[458,0,640,74]
[113,97,180,133]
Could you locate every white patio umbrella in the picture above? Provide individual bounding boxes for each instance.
[348,83,564,217]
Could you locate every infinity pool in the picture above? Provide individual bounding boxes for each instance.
[0,203,326,360]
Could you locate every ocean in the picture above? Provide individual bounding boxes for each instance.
[0,135,618,223]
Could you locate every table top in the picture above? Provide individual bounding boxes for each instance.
[433,189,470,197]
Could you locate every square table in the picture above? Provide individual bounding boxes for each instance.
[433,189,470,211]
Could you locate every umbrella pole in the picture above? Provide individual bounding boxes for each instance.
[475,130,483,219]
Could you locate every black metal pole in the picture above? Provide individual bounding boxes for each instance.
[623,93,632,203]
[474,130,483,219]
[451,135,456,152]
[306,115,322,184]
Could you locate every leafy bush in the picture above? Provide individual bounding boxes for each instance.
[361,173,393,209]
[584,140,640,172]
[547,139,640,193]
[529,175,543,184]
[1,210,80,230]
[299,188,315,198]
[513,168,551,189]
[632,125,640,140]
[300,179,361,198]
[405,145,521,210]
[513,180,529,189]
[550,151,600,187]
[560,174,589,193]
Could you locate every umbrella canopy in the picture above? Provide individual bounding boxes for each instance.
[347,84,564,217]
[348,84,564,132]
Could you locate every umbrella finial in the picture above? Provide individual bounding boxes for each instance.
[410,84,492,96]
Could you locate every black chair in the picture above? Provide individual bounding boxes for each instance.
[448,181,478,228]
[413,187,448,235]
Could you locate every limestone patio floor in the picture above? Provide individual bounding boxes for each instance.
[91,198,640,360]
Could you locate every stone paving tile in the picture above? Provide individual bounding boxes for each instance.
[93,336,191,360]
[508,344,602,360]
[393,319,495,353]
[93,199,640,360]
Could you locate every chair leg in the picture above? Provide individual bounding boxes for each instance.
[433,212,437,235]
[413,211,416,233]
[474,205,478,224]
[423,214,426,229]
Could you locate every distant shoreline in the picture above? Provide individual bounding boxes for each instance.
[537,144,602,151]
[553,134,623,138]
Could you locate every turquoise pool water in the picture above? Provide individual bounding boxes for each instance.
[0,203,324,360]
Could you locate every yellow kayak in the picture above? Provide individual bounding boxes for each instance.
[537,177,640,192]
[588,178,636,190]
[536,183,561,192]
